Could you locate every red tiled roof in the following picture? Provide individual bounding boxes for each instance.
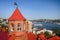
[48,36,60,40]
[39,32,47,40]
[8,7,26,21]
[27,32,37,40]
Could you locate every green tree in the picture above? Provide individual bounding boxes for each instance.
[52,29,60,37]
[44,31,51,38]
[3,19,7,21]
[0,24,8,32]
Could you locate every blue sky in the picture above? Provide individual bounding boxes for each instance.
[0,0,60,20]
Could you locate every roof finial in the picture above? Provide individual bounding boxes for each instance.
[14,2,18,7]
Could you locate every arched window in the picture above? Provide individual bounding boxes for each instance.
[10,23,14,32]
[17,23,21,31]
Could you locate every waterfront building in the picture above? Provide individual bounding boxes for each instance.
[8,7,32,40]
[0,18,3,22]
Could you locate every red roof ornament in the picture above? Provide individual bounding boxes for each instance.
[8,7,26,21]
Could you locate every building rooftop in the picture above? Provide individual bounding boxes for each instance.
[8,7,26,21]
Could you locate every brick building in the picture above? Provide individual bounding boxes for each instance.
[8,7,32,40]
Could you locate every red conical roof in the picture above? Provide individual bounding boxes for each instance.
[8,7,26,21]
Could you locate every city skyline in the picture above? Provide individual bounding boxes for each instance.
[0,0,60,20]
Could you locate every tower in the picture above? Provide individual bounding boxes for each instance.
[8,7,27,40]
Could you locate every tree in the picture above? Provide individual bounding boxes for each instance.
[44,31,51,39]
[0,24,8,32]
[52,29,60,37]
[3,19,7,21]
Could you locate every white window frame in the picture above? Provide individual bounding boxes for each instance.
[10,23,14,32]
[17,23,21,31]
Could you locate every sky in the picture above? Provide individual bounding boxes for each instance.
[0,0,60,20]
